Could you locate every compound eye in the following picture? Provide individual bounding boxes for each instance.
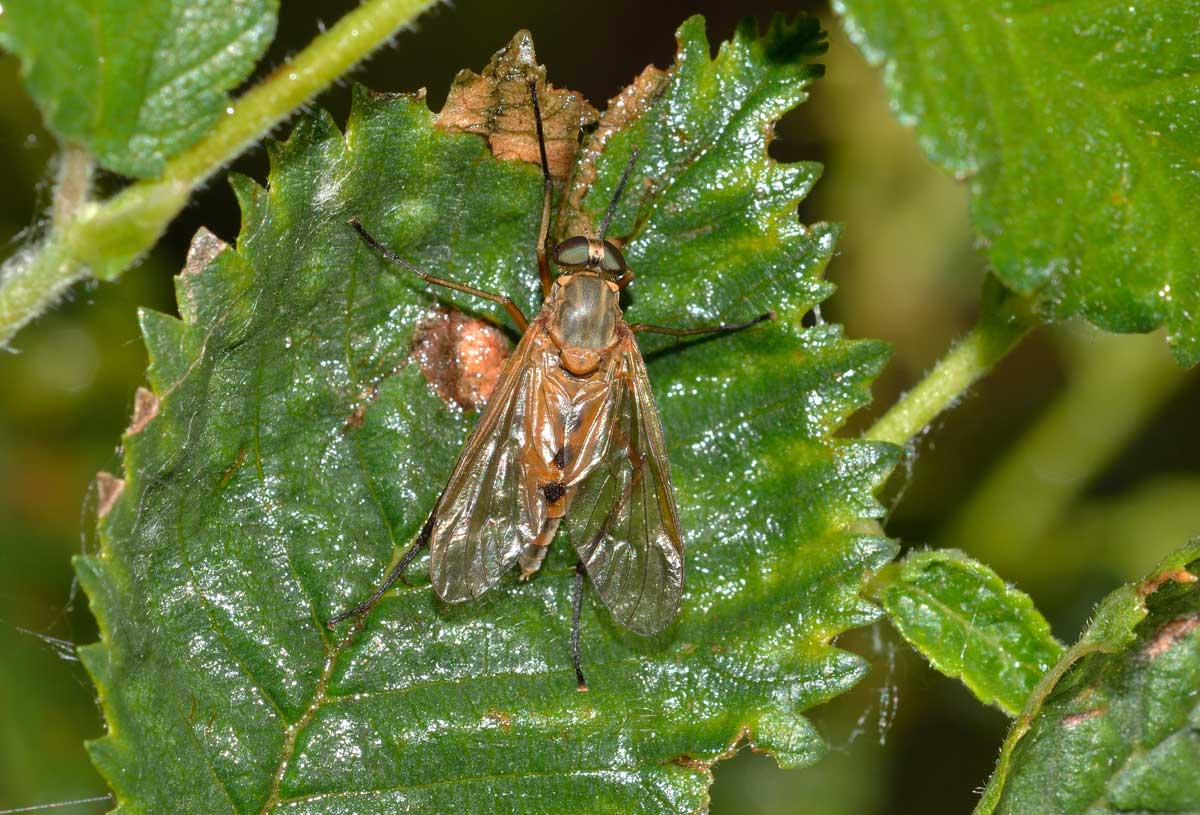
[553,236,590,267]
[601,240,627,273]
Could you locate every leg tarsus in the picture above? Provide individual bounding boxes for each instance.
[326,513,434,628]
[571,562,589,692]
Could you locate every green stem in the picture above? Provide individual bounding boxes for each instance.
[864,279,1038,447]
[157,0,436,187]
[0,0,438,348]
[52,144,96,226]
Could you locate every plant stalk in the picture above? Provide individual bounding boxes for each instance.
[0,0,438,349]
[864,278,1039,447]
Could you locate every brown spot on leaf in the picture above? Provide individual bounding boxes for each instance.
[436,30,597,180]
[1142,614,1200,659]
[411,306,511,411]
[342,356,411,432]
[1139,568,1198,597]
[344,384,378,431]
[1061,708,1105,727]
[559,64,669,238]
[671,754,710,772]
[218,448,247,489]
[672,725,752,773]
[95,471,124,519]
[127,387,159,436]
[484,708,512,730]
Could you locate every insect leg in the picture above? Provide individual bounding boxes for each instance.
[326,512,435,628]
[349,218,529,332]
[528,79,554,298]
[630,310,774,337]
[571,561,589,692]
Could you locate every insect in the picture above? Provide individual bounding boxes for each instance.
[329,80,771,691]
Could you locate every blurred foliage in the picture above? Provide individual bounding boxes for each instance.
[0,0,278,177]
[836,0,1200,366]
[1,1,1197,813]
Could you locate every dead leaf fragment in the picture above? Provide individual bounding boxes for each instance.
[436,30,598,180]
[183,227,228,276]
[177,227,229,318]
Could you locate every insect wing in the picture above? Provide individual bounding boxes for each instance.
[570,336,684,635]
[428,328,546,602]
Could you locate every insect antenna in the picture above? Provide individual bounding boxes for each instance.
[528,77,555,295]
[598,147,641,241]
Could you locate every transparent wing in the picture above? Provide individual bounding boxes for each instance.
[570,336,684,635]
[429,328,546,602]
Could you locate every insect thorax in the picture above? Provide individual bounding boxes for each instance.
[547,273,623,376]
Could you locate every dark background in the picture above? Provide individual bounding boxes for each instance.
[2,1,1197,812]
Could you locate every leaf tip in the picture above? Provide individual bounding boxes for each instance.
[126,386,159,437]
[94,471,125,519]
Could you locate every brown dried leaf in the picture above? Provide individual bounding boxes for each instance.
[183,227,228,276]
[435,30,597,180]
[559,64,668,237]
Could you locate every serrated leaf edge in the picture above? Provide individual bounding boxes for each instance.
[972,538,1200,815]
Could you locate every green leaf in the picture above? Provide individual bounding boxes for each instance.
[976,539,1200,815]
[833,0,1200,366]
[0,0,278,177]
[870,549,1064,716]
[76,16,897,813]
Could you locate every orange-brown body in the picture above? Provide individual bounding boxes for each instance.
[427,268,685,635]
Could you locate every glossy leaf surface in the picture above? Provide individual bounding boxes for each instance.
[871,549,1064,716]
[976,540,1200,814]
[834,0,1200,366]
[0,0,277,177]
[77,18,897,813]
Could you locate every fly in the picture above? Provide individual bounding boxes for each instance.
[328,80,771,691]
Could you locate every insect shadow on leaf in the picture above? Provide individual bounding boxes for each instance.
[328,79,773,692]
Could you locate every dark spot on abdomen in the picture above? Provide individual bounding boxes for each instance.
[540,481,567,504]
